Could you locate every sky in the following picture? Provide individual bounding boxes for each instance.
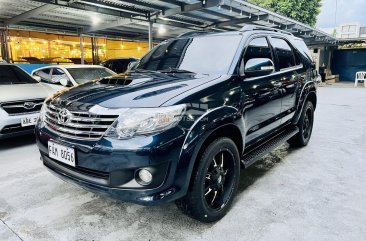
[316,0,366,28]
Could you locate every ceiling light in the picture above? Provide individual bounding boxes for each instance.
[158,24,166,35]
[91,15,101,26]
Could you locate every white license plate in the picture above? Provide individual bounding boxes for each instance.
[21,116,38,127]
[48,141,76,167]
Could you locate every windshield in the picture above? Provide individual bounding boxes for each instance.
[67,67,115,84]
[0,65,38,85]
[135,34,242,75]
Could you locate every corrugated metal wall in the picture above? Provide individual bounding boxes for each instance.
[331,49,366,81]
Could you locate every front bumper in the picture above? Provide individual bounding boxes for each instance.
[35,123,188,205]
[0,110,39,139]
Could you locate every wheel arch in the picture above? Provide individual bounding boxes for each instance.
[306,91,317,110]
[292,81,317,125]
[183,123,244,192]
[174,106,245,195]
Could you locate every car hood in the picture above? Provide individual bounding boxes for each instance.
[52,72,221,109]
[0,83,55,103]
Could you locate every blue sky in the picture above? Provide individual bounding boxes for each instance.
[316,0,366,28]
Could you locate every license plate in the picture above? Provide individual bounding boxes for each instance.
[21,116,38,127]
[48,141,76,167]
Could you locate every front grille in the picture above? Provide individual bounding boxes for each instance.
[1,123,34,134]
[44,105,118,141]
[0,99,44,115]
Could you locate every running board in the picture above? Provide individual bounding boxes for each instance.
[241,126,299,168]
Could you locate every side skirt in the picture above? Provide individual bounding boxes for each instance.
[241,126,299,168]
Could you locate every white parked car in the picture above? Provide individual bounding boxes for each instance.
[31,65,116,91]
[0,64,55,139]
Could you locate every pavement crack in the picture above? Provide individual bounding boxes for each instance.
[0,218,24,241]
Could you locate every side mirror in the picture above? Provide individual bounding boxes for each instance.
[33,76,41,82]
[59,78,70,87]
[244,58,275,77]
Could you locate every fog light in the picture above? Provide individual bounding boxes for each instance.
[138,169,152,185]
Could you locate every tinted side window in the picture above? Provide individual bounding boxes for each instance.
[0,65,37,84]
[271,38,295,70]
[293,39,313,62]
[244,38,273,63]
[240,37,273,75]
[34,68,51,82]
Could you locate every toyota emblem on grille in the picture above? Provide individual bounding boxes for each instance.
[57,108,71,124]
[23,102,36,109]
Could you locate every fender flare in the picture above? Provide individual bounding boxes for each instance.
[292,81,317,125]
[173,106,245,194]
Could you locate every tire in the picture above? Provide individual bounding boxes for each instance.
[288,101,314,147]
[176,137,240,223]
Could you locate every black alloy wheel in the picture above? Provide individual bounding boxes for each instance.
[288,101,314,147]
[204,150,236,210]
[176,137,240,223]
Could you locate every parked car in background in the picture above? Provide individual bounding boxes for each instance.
[35,26,317,222]
[101,58,138,73]
[0,64,54,139]
[31,65,116,91]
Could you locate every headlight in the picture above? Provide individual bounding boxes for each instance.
[105,104,186,139]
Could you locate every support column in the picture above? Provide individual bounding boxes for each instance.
[91,35,98,65]
[0,26,10,62]
[148,20,153,50]
[79,34,84,64]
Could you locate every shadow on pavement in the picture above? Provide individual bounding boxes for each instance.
[237,144,295,193]
[0,134,36,151]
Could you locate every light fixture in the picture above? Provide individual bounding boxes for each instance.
[158,24,166,35]
[91,15,101,26]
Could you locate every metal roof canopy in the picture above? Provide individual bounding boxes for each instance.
[0,0,339,46]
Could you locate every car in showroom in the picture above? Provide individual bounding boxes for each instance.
[31,65,116,91]
[101,58,139,73]
[0,64,55,139]
[35,25,317,222]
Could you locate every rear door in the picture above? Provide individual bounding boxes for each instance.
[269,37,303,123]
[240,36,283,145]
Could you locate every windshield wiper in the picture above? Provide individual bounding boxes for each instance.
[133,69,160,73]
[159,68,196,74]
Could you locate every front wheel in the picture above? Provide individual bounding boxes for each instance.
[176,137,240,223]
[288,101,314,147]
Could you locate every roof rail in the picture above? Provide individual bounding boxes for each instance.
[177,30,212,38]
[240,24,293,36]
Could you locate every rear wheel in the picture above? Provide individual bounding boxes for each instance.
[288,101,314,147]
[176,137,240,223]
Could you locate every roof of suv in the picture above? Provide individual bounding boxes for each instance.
[176,25,302,41]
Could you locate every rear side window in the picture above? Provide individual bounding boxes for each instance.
[271,38,296,70]
[293,39,313,62]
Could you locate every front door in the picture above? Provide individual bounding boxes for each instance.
[240,37,283,145]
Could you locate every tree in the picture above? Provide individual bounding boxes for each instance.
[248,0,322,26]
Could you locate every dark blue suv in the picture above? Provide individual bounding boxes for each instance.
[35,25,317,222]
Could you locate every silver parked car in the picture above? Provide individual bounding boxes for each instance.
[0,64,55,139]
[31,65,116,91]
